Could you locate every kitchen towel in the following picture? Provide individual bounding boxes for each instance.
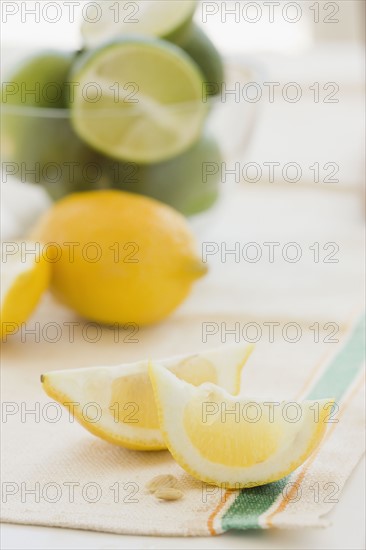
[1,300,364,536]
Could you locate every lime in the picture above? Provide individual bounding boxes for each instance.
[1,51,73,108]
[107,132,222,215]
[81,0,197,48]
[1,51,107,199]
[178,25,224,97]
[2,112,110,199]
[70,38,208,164]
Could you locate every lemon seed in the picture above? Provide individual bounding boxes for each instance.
[154,488,183,501]
[146,474,178,494]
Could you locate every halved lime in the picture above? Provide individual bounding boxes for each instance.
[70,38,207,164]
[81,0,197,48]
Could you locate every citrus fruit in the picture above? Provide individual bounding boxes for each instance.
[81,0,197,48]
[1,51,73,108]
[41,343,254,450]
[149,364,334,488]
[1,51,105,198]
[30,190,207,326]
[178,25,224,97]
[69,38,208,164]
[108,131,222,215]
[1,241,50,339]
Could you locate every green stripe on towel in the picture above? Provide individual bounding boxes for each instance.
[221,315,365,532]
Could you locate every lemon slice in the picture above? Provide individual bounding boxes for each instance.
[1,242,50,339]
[81,1,197,48]
[149,365,334,488]
[70,38,207,164]
[41,344,254,450]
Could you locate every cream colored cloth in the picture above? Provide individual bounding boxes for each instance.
[1,301,364,535]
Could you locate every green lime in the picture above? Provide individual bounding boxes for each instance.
[1,51,73,108]
[178,25,224,97]
[81,0,197,48]
[70,38,208,164]
[105,131,222,215]
[1,51,105,199]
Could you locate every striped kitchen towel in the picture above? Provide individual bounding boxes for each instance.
[209,315,365,534]
[1,315,365,536]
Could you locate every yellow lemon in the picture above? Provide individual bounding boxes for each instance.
[41,344,254,450]
[149,364,334,488]
[30,190,206,325]
[1,241,50,339]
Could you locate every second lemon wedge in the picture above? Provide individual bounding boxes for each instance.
[41,343,253,450]
[149,364,334,488]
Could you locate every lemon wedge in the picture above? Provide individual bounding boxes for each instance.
[1,242,50,339]
[41,344,254,450]
[149,364,334,488]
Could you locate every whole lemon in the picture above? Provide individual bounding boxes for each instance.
[31,191,207,325]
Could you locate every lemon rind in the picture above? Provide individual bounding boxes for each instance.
[149,365,333,488]
[41,343,254,451]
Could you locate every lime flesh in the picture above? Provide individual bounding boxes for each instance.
[70,38,208,164]
[81,1,197,48]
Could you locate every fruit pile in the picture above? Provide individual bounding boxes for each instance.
[2,0,224,215]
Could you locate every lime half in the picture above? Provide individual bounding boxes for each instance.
[70,38,207,164]
[81,1,197,48]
